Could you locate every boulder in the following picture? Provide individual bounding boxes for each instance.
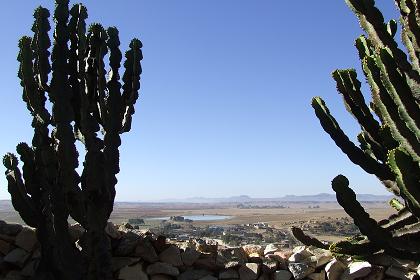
[288,247,313,263]
[152,235,169,253]
[243,245,264,257]
[111,257,141,272]
[264,244,279,255]
[361,265,385,280]
[105,222,122,239]
[0,221,22,236]
[4,248,30,268]
[341,261,372,280]
[21,259,39,278]
[288,262,315,280]
[219,247,247,264]
[274,270,293,280]
[177,269,212,280]
[15,228,37,252]
[122,223,134,230]
[115,231,140,256]
[134,239,159,263]
[0,238,12,255]
[4,270,24,280]
[194,253,224,271]
[225,260,241,269]
[181,248,201,266]
[159,245,183,267]
[385,266,416,280]
[119,262,149,280]
[150,275,172,280]
[146,262,179,277]
[68,223,85,243]
[238,263,260,280]
[257,273,271,280]
[261,259,278,273]
[325,259,346,280]
[219,268,239,279]
[308,272,326,280]
[198,276,217,280]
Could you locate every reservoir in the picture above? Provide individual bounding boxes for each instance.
[148,215,232,221]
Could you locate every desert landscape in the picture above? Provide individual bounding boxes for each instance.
[1,196,394,244]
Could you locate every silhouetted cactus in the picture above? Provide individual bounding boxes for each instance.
[292,0,420,260]
[3,1,143,279]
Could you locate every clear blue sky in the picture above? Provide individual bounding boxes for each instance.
[0,1,399,201]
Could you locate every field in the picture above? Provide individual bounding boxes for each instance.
[1,200,393,243]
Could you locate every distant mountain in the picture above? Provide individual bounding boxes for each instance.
[153,193,393,203]
[0,193,394,205]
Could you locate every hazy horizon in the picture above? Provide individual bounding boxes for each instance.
[0,1,399,201]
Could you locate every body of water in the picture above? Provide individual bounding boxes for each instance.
[148,215,232,221]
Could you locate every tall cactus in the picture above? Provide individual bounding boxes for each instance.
[3,1,143,279]
[292,0,420,261]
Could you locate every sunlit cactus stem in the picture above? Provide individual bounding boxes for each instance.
[297,0,420,261]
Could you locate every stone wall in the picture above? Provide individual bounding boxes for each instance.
[0,220,418,280]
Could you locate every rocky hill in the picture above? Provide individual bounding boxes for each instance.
[0,220,418,280]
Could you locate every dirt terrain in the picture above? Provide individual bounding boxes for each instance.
[1,200,394,242]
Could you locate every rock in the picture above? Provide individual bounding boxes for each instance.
[325,259,346,280]
[115,231,140,256]
[194,239,217,254]
[341,261,372,280]
[243,245,264,257]
[4,270,24,280]
[288,262,315,280]
[261,259,277,273]
[225,260,241,269]
[316,253,333,268]
[68,223,85,243]
[111,257,141,272]
[181,248,201,266]
[177,269,212,280]
[288,247,313,263]
[119,262,149,280]
[194,254,223,271]
[4,248,30,268]
[238,263,260,280]
[274,270,293,280]
[21,259,39,277]
[219,247,247,264]
[257,273,271,280]
[152,235,169,253]
[122,223,134,230]
[309,248,333,268]
[135,239,159,263]
[274,250,293,260]
[150,275,172,280]
[266,253,287,269]
[159,245,183,267]
[385,266,416,280]
[308,272,326,280]
[361,266,385,280]
[0,238,12,255]
[105,222,122,239]
[0,221,23,236]
[198,276,217,280]
[15,228,37,252]
[0,233,16,243]
[146,262,179,277]
[264,244,279,255]
[219,268,239,279]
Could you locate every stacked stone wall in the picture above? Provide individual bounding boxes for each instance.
[0,220,418,280]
